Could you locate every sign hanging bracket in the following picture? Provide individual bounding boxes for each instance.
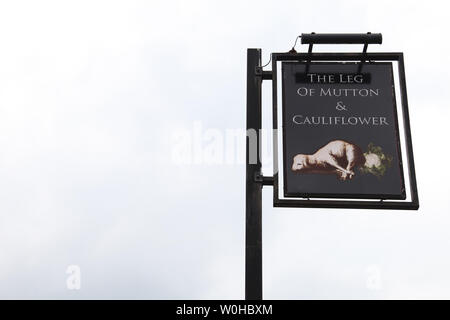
[299,32,381,72]
[254,172,274,186]
[300,32,382,55]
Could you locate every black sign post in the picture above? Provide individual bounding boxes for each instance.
[245,33,419,300]
[245,48,263,300]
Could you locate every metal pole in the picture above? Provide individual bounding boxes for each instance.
[301,33,382,44]
[245,48,263,300]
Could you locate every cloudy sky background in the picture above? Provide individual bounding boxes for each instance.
[0,0,449,299]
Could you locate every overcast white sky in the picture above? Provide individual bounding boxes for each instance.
[0,0,449,299]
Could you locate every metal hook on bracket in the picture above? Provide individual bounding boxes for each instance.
[308,32,315,54]
[359,32,373,72]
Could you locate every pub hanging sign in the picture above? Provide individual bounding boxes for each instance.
[282,62,406,199]
[264,35,418,209]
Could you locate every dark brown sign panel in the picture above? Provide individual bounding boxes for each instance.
[282,62,405,199]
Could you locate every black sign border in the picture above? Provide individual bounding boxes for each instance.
[271,52,419,210]
[281,61,406,200]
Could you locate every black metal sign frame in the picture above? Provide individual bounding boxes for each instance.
[271,52,419,210]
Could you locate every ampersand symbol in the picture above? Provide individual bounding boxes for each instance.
[336,101,347,111]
